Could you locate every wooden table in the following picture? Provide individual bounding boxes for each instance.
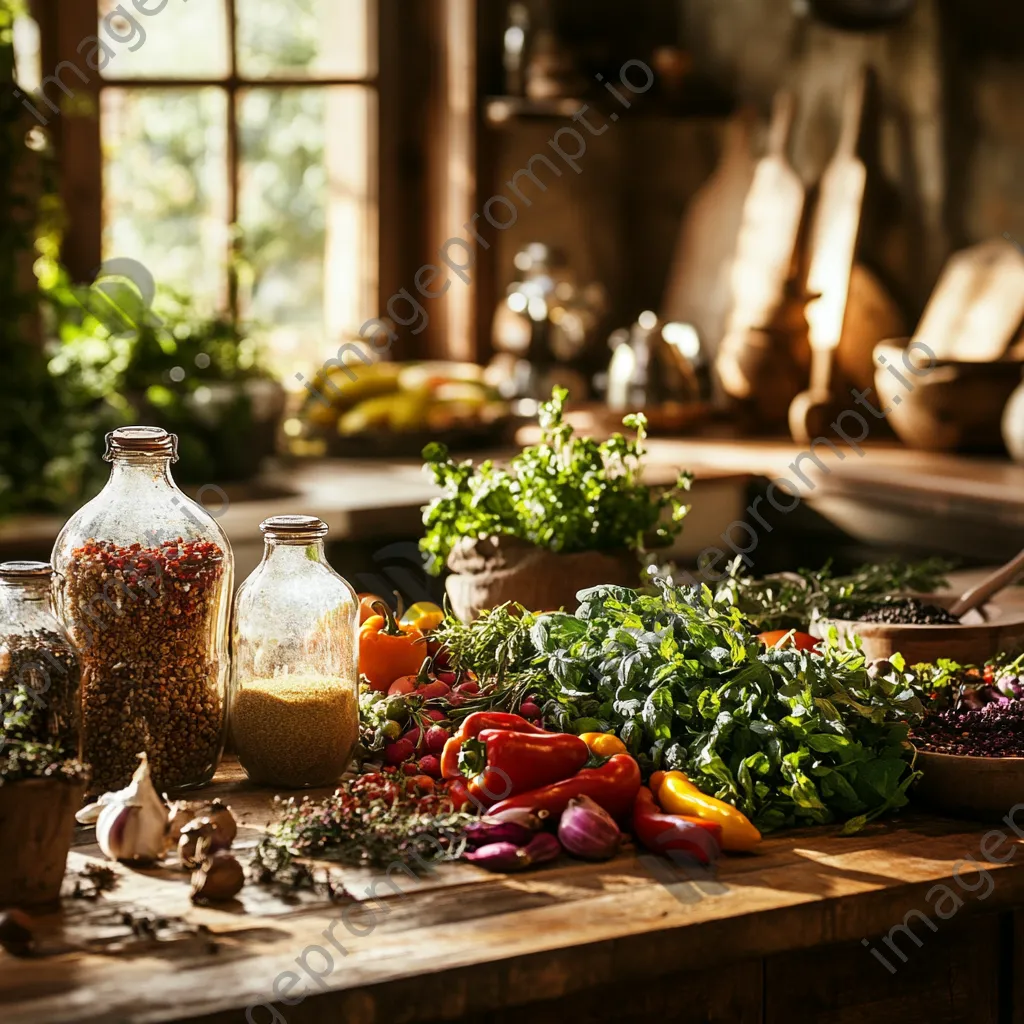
[4,759,1024,1024]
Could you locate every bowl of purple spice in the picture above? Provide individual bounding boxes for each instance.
[818,594,1024,667]
[911,677,1024,819]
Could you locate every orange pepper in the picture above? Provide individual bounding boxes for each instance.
[358,592,385,624]
[580,732,629,758]
[359,600,425,693]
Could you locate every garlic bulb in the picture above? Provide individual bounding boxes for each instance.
[93,753,168,863]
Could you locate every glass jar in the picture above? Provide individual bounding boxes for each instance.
[51,426,233,794]
[231,515,359,788]
[0,562,81,758]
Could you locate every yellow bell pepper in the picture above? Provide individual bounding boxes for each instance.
[399,601,445,633]
[580,732,629,758]
[652,770,761,852]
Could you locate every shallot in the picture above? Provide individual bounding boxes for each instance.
[557,795,621,860]
[464,831,561,872]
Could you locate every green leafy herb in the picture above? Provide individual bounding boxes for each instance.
[712,556,953,632]
[420,387,691,575]
[439,578,925,832]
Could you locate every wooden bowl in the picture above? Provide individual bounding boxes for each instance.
[874,338,1023,452]
[913,749,1024,821]
[817,593,1024,665]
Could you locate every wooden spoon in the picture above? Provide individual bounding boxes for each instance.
[948,548,1024,620]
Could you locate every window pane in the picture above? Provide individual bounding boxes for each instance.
[102,88,229,310]
[238,86,376,380]
[99,0,229,80]
[235,0,373,79]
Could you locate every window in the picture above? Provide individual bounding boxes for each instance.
[44,0,380,381]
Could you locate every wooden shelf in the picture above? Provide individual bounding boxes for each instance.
[483,94,734,127]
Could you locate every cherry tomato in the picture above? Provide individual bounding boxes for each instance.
[416,680,451,699]
[757,629,819,651]
[388,677,417,696]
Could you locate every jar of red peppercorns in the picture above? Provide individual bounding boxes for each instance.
[51,426,234,794]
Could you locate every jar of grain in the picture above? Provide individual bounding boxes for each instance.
[0,561,81,759]
[51,427,233,794]
[230,515,359,788]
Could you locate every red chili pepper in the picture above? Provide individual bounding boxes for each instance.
[488,753,642,822]
[631,786,722,865]
[458,729,589,807]
[440,711,549,780]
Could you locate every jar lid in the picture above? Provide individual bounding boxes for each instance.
[0,561,53,580]
[260,515,328,539]
[104,426,179,462]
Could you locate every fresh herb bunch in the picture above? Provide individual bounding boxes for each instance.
[420,387,691,575]
[438,579,925,832]
[0,739,87,786]
[712,556,953,632]
[251,774,475,879]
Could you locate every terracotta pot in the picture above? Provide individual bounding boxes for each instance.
[0,776,88,907]
[445,536,641,621]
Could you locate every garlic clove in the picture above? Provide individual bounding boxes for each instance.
[200,801,237,846]
[177,816,233,868]
[190,851,245,903]
[166,801,198,846]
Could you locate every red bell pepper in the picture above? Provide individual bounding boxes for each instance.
[488,753,642,821]
[632,785,722,865]
[458,729,590,806]
[440,711,548,780]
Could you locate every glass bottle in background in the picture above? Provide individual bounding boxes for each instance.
[230,515,359,789]
[51,426,233,794]
[0,561,81,758]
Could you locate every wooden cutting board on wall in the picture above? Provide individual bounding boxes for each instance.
[660,109,756,372]
[913,239,1024,362]
[724,91,805,335]
[789,67,868,442]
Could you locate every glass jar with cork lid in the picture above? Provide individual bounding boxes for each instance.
[230,515,360,788]
[0,561,81,758]
[51,426,233,794]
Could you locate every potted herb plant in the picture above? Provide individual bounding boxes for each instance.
[421,387,691,620]
[0,739,88,907]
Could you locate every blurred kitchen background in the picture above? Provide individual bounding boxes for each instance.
[4,0,1024,586]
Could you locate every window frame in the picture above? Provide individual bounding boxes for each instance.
[39,0,405,339]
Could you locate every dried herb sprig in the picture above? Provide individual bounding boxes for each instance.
[251,774,476,884]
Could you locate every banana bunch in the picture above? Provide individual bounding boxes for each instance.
[301,357,506,435]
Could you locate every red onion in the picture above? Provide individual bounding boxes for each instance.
[464,831,562,872]
[463,819,534,849]
[558,795,621,860]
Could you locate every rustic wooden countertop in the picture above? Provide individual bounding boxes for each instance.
[4,758,1024,1024]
